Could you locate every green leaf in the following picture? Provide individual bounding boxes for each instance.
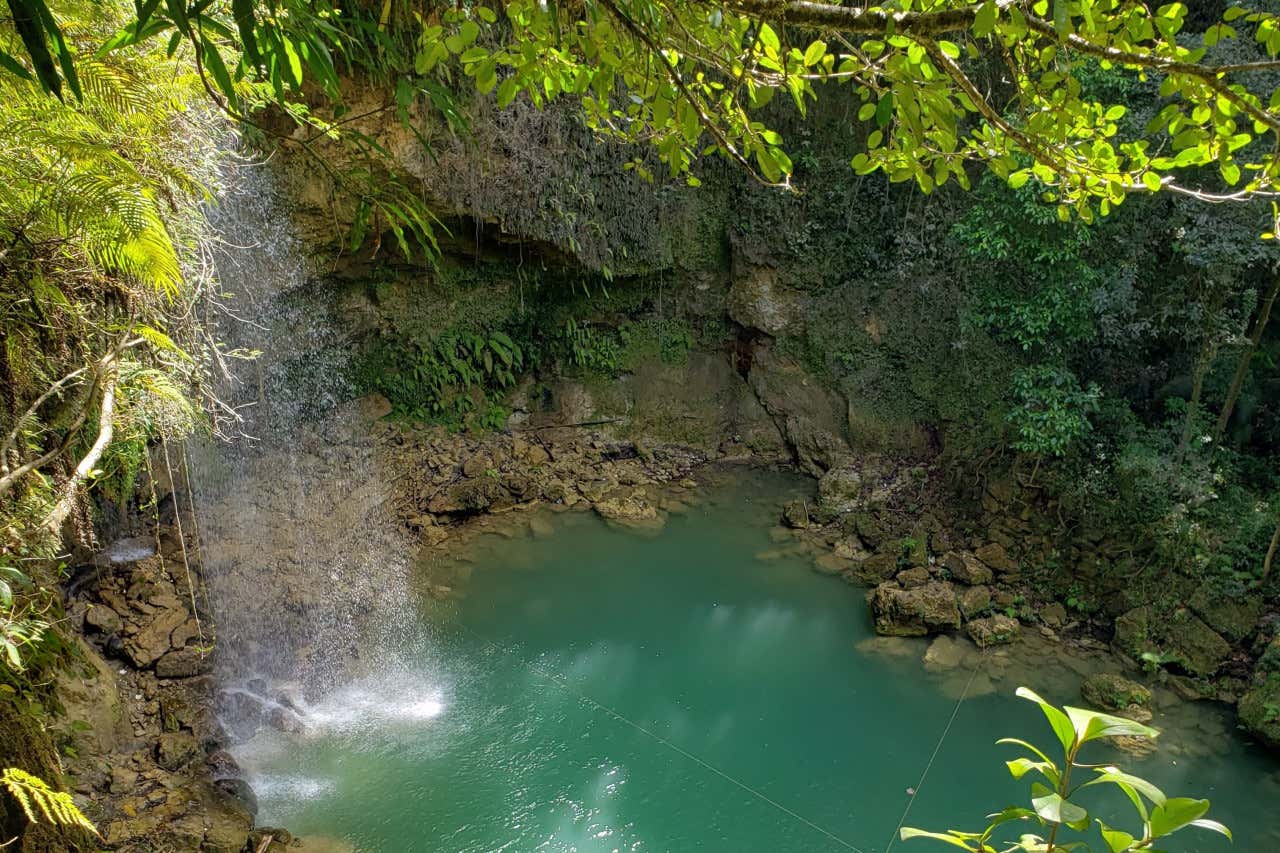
[231,0,260,68]
[898,828,977,849]
[33,0,81,100]
[1149,798,1210,838]
[1189,818,1232,840]
[201,37,235,102]
[0,48,34,81]
[1031,785,1088,825]
[803,40,826,67]
[1098,823,1136,853]
[1082,768,1166,808]
[758,23,780,54]
[974,1,998,37]
[9,0,63,97]
[875,93,894,127]
[1065,705,1159,744]
[1015,687,1077,755]
[281,37,303,88]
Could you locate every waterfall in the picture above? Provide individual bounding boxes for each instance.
[188,154,423,739]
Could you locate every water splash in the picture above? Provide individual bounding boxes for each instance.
[188,157,428,746]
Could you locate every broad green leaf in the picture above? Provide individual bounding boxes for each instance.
[1149,798,1210,838]
[1065,705,1159,744]
[1031,784,1088,825]
[1098,823,1135,853]
[1015,687,1077,755]
[974,1,998,37]
[803,40,826,67]
[1189,818,1232,840]
[1081,768,1166,807]
[898,828,977,849]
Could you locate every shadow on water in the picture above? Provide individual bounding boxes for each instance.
[229,468,1280,853]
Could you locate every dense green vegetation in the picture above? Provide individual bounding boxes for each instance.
[2,0,1280,846]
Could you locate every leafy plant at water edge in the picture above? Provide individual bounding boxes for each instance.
[902,687,1230,852]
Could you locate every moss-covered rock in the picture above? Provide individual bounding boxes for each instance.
[870,581,961,636]
[1113,605,1232,677]
[1188,588,1263,644]
[1238,676,1280,751]
[966,614,1021,648]
[1081,673,1152,712]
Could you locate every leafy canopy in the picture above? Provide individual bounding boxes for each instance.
[7,1,1280,229]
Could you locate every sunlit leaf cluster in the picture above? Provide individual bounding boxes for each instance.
[902,687,1231,852]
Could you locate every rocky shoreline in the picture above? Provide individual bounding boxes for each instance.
[58,523,303,851]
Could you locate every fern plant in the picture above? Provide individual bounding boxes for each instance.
[1,767,97,837]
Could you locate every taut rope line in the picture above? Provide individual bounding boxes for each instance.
[884,652,985,852]
[458,622,868,853]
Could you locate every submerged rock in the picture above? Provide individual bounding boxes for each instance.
[781,498,811,528]
[966,614,1021,648]
[870,581,961,636]
[593,488,663,531]
[1081,673,1152,711]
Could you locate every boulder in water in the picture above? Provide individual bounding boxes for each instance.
[966,614,1021,648]
[214,777,259,818]
[1081,673,1152,712]
[870,581,961,636]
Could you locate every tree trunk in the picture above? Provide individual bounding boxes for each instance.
[1213,277,1280,442]
[42,362,119,534]
[1265,514,1279,582]
[1177,338,1214,462]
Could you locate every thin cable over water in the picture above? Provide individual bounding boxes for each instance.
[884,653,984,852]
[459,623,868,853]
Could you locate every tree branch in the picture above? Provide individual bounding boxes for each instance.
[42,359,120,534]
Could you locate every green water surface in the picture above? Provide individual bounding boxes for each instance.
[235,470,1280,852]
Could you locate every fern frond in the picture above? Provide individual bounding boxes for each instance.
[0,768,98,837]
[135,325,192,361]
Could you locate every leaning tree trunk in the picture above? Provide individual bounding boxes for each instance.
[1213,277,1280,442]
[1265,514,1279,582]
[1177,338,1215,462]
